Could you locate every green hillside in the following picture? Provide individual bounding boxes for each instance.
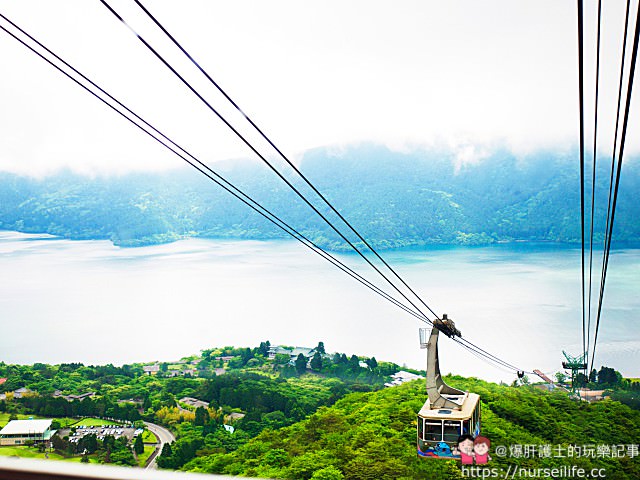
[2,347,639,478]
[2,145,639,249]
[183,376,640,479]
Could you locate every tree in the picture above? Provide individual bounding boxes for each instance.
[79,434,98,454]
[554,372,567,384]
[240,348,254,366]
[134,434,144,455]
[597,366,621,387]
[348,355,360,370]
[589,369,597,383]
[312,465,344,480]
[158,391,176,408]
[366,357,378,370]
[102,435,116,454]
[310,352,323,371]
[195,406,210,426]
[295,354,307,375]
[52,434,68,453]
[258,341,271,357]
[575,373,588,388]
[316,342,326,355]
[157,442,174,469]
[262,410,287,430]
[280,365,297,378]
[274,354,290,366]
[201,348,214,361]
[160,363,169,373]
[197,358,211,372]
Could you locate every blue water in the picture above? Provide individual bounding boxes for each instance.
[1,231,638,383]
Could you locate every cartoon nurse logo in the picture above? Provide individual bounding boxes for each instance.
[473,436,491,464]
[453,434,475,464]
[453,434,492,464]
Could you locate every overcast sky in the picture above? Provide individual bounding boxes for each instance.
[0,0,638,176]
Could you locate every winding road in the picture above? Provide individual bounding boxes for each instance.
[143,421,175,470]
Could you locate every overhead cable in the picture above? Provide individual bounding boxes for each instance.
[577,0,588,373]
[1,8,530,378]
[103,0,538,375]
[590,0,632,374]
[0,13,434,328]
[585,0,602,370]
[132,0,443,322]
[100,0,440,324]
[590,0,640,373]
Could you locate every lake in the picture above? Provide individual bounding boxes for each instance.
[1,230,638,384]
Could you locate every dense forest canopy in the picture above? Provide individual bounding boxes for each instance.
[1,144,638,249]
[0,343,400,467]
[1,344,639,478]
[183,377,640,479]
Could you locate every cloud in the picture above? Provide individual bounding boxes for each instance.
[0,0,638,176]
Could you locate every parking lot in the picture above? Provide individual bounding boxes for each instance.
[59,424,142,444]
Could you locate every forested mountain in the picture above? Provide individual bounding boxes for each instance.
[184,376,640,479]
[0,343,401,468]
[1,144,639,249]
[2,345,639,478]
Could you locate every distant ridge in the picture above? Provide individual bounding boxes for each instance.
[1,144,638,249]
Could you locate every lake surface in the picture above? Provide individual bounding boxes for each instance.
[1,230,638,383]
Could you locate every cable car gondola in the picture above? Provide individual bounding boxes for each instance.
[417,315,481,459]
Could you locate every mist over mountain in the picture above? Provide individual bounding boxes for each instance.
[1,144,638,249]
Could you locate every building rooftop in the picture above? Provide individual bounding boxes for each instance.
[384,370,424,387]
[269,346,316,358]
[179,397,210,409]
[227,412,245,421]
[0,419,52,435]
[417,392,480,421]
[63,392,96,402]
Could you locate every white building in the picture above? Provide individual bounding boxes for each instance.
[384,370,424,387]
[142,364,160,375]
[268,345,317,363]
[0,419,56,446]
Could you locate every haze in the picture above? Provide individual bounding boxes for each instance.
[1,0,639,176]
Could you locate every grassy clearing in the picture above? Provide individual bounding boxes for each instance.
[0,445,99,463]
[142,429,158,443]
[55,417,80,428]
[73,418,121,427]
[0,446,66,460]
[0,413,43,428]
[240,366,277,378]
[137,444,156,467]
